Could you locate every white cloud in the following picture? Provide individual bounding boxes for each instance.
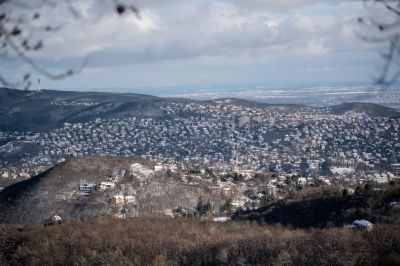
[34,0,371,63]
[5,0,384,88]
[231,0,318,10]
[126,10,161,32]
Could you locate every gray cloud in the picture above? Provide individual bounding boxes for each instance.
[2,0,384,89]
[33,1,369,63]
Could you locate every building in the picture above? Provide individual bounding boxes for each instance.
[124,195,136,204]
[391,163,400,176]
[114,194,125,205]
[44,215,63,226]
[79,182,95,196]
[100,181,115,190]
[353,219,373,231]
[154,164,163,172]
[130,163,143,173]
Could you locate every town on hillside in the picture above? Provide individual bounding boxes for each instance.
[1,101,399,191]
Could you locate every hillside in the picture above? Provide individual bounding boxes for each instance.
[0,87,173,131]
[0,156,154,224]
[1,87,295,132]
[205,98,304,111]
[2,155,400,227]
[330,102,400,117]
[1,87,398,132]
[0,156,234,225]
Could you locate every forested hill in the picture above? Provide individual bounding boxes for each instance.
[1,87,398,132]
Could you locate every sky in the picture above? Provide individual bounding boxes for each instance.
[1,0,390,92]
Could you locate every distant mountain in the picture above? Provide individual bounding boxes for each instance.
[1,87,398,132]
[0,87,305,132]
[205,98,304,110]
[0,156,153,224]
[0,87,176,131]
[330,102,400,118]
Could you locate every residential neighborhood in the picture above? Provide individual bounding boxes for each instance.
[0,101,399,189]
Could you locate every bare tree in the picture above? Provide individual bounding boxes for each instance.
[0,0,139,89]
[358,0,400,85]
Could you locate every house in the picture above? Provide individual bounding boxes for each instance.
[163,208,174,217]
[231,195,248,208]
[154,164,163,172]
[353,219,373,231]
[213,217,231,222]
[114,194,125,205]
[44,215,63,226]
[130,163,143,173]
[19,172,31,179]
[391,163,400,176]
[100,181,115,190]
[124,195,136,204]
[297,177,307,185]
[79,182,95,196]
[1,172,9,178]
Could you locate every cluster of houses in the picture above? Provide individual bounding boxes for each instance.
[32,157,399,224]
[0,168,32,180]
[68,157,400,221]
[1,101,399,187]
[78,163,154,195]
[77,163,156,218]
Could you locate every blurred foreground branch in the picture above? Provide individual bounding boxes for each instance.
[0,0,139,89]
[359,0,400,85]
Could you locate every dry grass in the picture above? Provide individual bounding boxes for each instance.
[0,218,399,266]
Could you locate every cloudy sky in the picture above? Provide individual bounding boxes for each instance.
[2,0,389,92]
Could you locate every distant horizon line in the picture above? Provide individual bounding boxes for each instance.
[39,82,397,94]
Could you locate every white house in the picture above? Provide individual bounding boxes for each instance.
[124,195,136,204]
[1,172,9,178]
[154,164,163,172]
[353,219,373,231]
[130,163,143,173]
[213,217,231,222]
[231,195,248,208]
[100,181,115,190]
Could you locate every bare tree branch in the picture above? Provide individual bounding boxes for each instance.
[0,0,140,89]
[359,0,400,84]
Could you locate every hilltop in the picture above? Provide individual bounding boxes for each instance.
[0,87,303,132]
[0,87,175,131]
[330,102,400,118]
[0,156,153,224]
[0,156,233,225]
